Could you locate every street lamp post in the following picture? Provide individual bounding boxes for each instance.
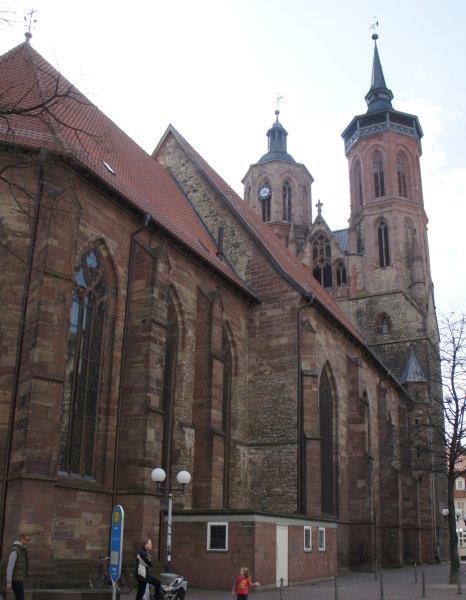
[151,468,191,573]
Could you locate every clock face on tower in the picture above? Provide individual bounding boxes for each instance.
[258,186,271,199]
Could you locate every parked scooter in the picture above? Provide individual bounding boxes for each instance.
[149,572,188,600]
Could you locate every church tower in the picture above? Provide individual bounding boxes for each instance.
[339,34,445,563]
[339,34,440,383]
[242,110,314,252]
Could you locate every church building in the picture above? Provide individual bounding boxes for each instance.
[0,32,445,591]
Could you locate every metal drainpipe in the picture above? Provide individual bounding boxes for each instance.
[111,213,152,509]
[0,164,45,560]
[297,292,315,514]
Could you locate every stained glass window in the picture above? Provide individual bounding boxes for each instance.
[59,250,108,476]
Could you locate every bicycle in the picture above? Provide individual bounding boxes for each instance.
[89,556,134,593]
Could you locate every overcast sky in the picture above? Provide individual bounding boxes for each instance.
[1,0,465,318]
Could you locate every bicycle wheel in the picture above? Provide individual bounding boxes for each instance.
[117,563,135,594]
[89,567,106,590]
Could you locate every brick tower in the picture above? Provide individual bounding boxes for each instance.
[242,110,314,251]
[339,34,445,562]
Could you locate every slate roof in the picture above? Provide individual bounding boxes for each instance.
[0,40,254,299]
[332,228,349,253]
[400,348,427,384]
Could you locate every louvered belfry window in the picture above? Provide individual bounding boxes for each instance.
[372,152,385,198]
[59,250,107,476]
[320,369,334,515]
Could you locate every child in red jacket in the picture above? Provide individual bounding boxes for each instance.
[231,567,260,600]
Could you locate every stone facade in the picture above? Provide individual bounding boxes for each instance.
[0,36,446,592]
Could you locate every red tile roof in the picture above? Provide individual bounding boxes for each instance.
[0,41,255,299]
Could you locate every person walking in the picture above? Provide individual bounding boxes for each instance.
[231,567,260,600]
[135,539,161,600]
[6,533,30,600]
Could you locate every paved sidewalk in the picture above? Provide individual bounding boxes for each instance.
[122,563,466,600]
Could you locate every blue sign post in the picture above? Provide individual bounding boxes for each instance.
[109,505,125,598]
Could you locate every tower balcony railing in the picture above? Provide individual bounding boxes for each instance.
[344,121,420,153]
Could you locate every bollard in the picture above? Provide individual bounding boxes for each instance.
[379,570,385,600]
[459,568,463,595]
[334,575,339,600]
[421,570,426,598]
[279,577,284,600]
[414,562,418,583]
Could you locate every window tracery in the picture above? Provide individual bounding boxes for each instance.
[335,261,347,287]
[59,249,108,476]
[312,232,332,288]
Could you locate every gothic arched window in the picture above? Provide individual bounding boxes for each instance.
[222,327,233,507]
[282,181,292,222]
[378,313,391,335]
[161,296,179,480]
[377,218,390,267]
[396,153,408,198]
[372,152,385,198]
[320,367,335,515]
[312,232,332,288]
[335,261,347,287]
[59,249,108,476]
[353,160,363,206]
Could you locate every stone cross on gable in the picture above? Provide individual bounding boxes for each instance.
[316,199,323,216]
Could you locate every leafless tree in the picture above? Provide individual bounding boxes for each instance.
[410,312,466,584]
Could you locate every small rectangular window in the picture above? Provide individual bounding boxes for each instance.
[304,526,312,551]
[318,527,326,552]
[207,522,228,551]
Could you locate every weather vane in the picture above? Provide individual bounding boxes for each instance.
[24,8,37,41]
[275,94,283,110]
[370,17,379,40]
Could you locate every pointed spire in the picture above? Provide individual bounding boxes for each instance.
[365,34,394,113]
[400,348,427,384]
[258,109,295,164]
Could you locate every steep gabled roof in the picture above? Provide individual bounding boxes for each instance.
[0,41,255,300]
[155,125,365,343]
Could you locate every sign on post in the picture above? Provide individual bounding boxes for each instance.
[109,505,125,584]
